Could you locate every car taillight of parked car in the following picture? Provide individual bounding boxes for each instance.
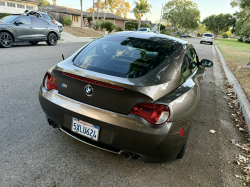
[202,37,205,38]
[211,38,214,39]
[131,103,170,124]
[44,73,58,91]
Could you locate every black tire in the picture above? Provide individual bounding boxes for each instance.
[176,137,189,159]
[200,41,202,44]
[29,41,39,45]
[46,33,57,46]
[211,42,213,45]
[0,32,14,48]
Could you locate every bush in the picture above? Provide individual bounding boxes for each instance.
[238,38,243,42]
[125,21,151,31]
[63,16,72,26]
[115,26,123,32]
[0,13,11,19]
[197,33,201,37]
[245,40,250,44]
[101,21,115,33]
[93,20,102,29]
[222,33,229,38]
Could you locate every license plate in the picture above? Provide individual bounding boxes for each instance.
[71,118,100,141]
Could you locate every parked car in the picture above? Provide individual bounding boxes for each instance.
[200,33,214,45]
[151,30,159,34]
[192,34,196,38]
[38,31,213,163]
[180,33,187,37]
[187,33,191,37]
[24,10,63,32]
[0,15,60,48]
[137,27,151,32]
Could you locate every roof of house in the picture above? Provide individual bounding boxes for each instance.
[20,0,42,4]
[39,5,128,21]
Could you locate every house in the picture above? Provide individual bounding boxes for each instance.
[151,23,158,30]
[39,5,128,30]
[0,0,41,14]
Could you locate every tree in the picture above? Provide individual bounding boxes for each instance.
[92,0,95,23]
[162,0,199,36]
[202,13,235,38]
[231,0,250,38]
[52,0,56,5]
[131,0,152,28]
[40,0,51,6]
[103,0,130,18]
[96,0,102,20]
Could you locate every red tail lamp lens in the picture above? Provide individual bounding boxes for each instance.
[211,38,214,39]
[202,37,205,38]
[180,128,185,137]
[131,103,170,124]
[44,73,58,91]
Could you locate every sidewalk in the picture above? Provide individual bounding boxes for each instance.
[60,32,95,43]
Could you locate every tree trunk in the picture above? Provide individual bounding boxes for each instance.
[97,8,99,20]
[138,16,141,29]
[92,0,95,25]
[104,4,106,20]
[80,0,83,27]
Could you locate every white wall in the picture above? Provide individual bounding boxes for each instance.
[0,1,39,14]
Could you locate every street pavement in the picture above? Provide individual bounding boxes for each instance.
[0,39,243,186]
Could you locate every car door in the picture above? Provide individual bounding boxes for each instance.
[13,16,34,40]
[31,17,49,40]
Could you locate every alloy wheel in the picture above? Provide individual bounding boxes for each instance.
[0,33,13,48]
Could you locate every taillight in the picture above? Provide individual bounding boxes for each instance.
[130,103,170,124]
[211,38,214,39]
[202,37,205,38]
[44,73,58,90]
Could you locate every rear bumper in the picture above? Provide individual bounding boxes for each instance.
[200,39,214,43]
[39,86,191,163]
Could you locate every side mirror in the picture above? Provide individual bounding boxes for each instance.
[14,20,22,25]
[200,59,213,67]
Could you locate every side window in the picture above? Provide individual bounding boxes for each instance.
[18,16,31,24]
[31,17,49,25]
[186,48,198,73]
[181,56,191,80]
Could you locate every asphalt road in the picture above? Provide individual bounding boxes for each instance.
[0,39,243,186]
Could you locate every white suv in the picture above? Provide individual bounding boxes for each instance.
[137,27,151,32]
[200,33,214,45]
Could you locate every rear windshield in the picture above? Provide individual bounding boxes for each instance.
[138,28,147,31]
[0,16,19,23]
[73,36,180,78]
[204,34,213,37]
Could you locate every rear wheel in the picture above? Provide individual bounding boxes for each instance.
[200,41,202,44]
[0,32,14,48]
[46,33,57,46]
[211,42,213,45]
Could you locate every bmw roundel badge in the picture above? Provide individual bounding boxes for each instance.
[84,84,93,96]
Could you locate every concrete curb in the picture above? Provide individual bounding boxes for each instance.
[214,44,250,133]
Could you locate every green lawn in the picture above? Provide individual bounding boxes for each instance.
[216,38,250,101]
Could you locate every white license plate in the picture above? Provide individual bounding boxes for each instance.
[71,118,100,141]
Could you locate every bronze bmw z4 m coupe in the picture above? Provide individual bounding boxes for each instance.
[39,32,213,163]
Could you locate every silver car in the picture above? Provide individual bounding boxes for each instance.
[200,33,214,45]
[39,32,213,163]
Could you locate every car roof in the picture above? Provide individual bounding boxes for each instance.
[110,31,188,45]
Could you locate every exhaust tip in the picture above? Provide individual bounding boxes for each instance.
[123,152,131,160]
[131,154,140,162]
[47,118,59,128]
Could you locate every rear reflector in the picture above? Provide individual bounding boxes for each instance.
[180,128,185,137]
[131,103,170,124]
[62,72,123,90]
[44,73,58,91]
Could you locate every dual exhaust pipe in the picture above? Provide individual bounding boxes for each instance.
[48,119,59,128]
[123,152,141,162]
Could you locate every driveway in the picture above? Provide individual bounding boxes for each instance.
[0,39,242,186]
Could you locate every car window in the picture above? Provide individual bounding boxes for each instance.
[73,35,181,78]
[204,34,213,37]
[186,48,198,73]
[18,16,31,24]
[41,13,53,20]
[31,17,49,25]
[181,56,191,80]
[0,16,19,23]
[138,29,147,31]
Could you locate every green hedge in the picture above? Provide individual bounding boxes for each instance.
[238,38,243,42]
[125,21,151,30]
[222,33,229,38]
[62,16,72,26]
[0,13,11,19]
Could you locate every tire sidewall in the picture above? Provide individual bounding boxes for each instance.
[0,32,14,48]
[47,33,57,46]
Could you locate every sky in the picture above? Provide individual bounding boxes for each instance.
[51,0,239,23]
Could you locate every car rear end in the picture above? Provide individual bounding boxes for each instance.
[39,33,194,162]
[200,33,214,44]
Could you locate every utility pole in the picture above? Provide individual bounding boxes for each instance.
[159,3,164,33]
[92,0,95,24]
[80,0,83,27]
